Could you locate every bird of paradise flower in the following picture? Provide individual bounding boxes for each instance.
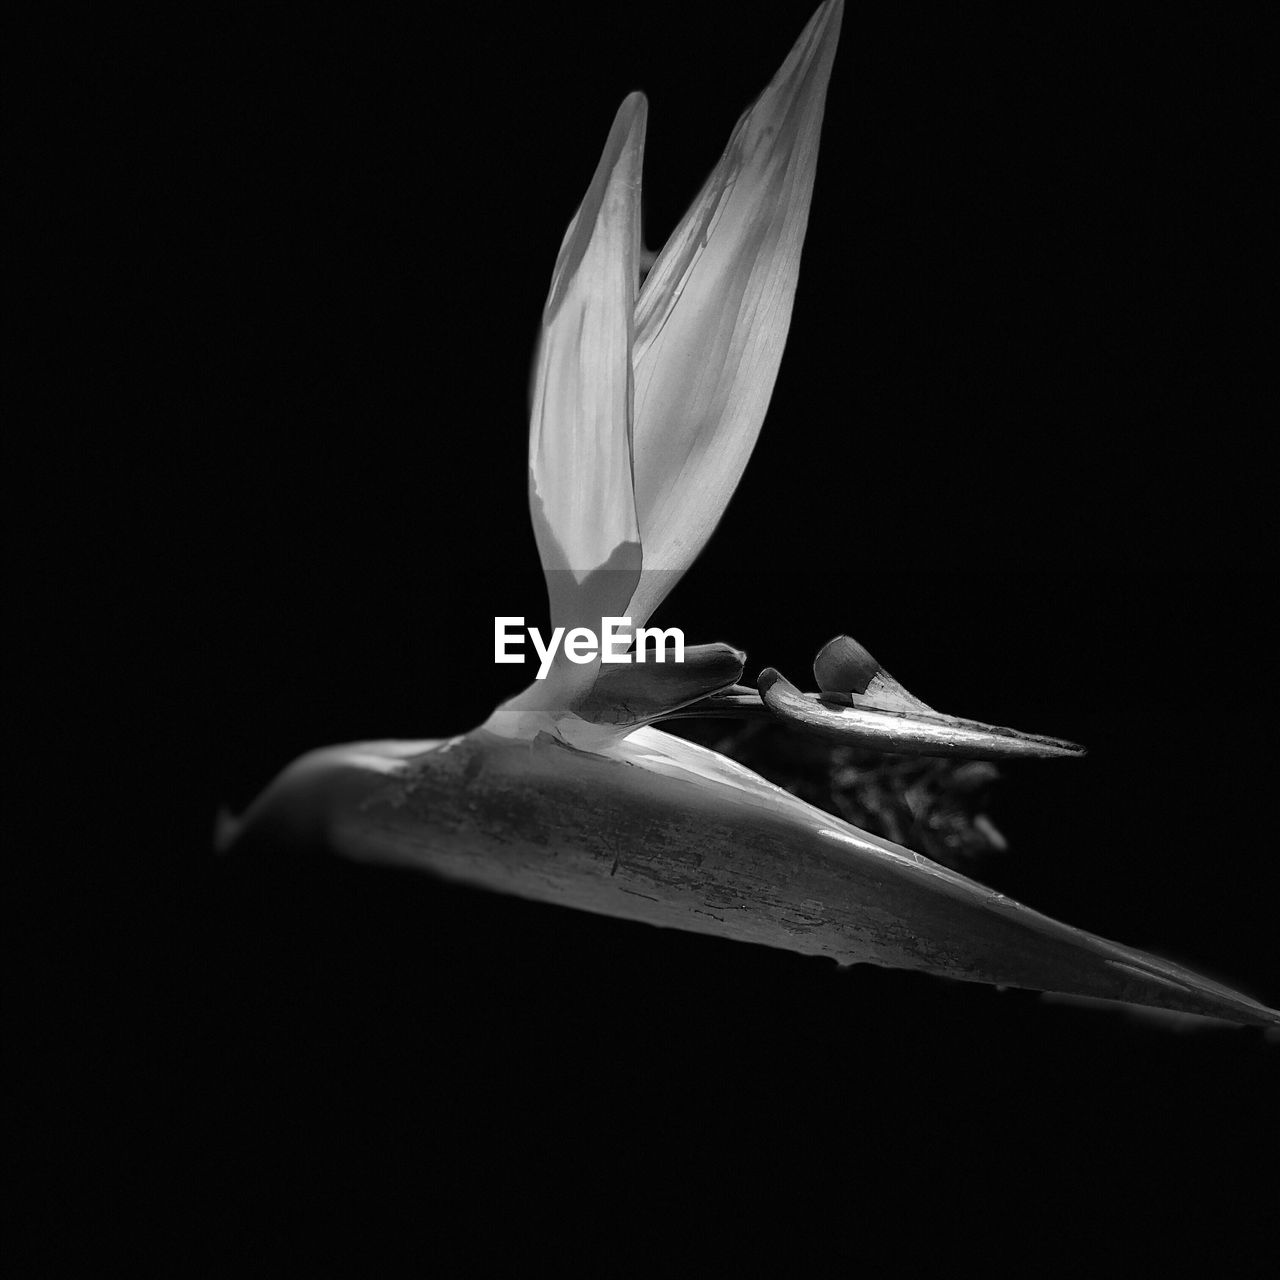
[221,1,1277,1028]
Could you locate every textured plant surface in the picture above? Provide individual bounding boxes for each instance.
[677,720,1009,872]
[224,1,1278,1030]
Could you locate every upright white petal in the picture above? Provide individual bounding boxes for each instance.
[625,0,842,629]
[526,92,647,702]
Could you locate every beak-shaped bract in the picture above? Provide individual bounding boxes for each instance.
[226,731,1280,1029]
[225,1,1278,1029]
[519,1,843,725]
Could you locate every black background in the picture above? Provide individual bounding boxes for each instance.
[14,1,1277,1268]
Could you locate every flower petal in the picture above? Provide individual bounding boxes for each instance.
[528,92,648,699]
[813,633,935,713]
[572,641,745,730]
[624,0,843,629]
[759,668,1086,760]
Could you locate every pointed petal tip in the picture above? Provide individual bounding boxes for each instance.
[542,87,650,314]
[1042,991,1280,1033]
[814,0,845,41]
[610,90,649,148]
[1096,956,1280,1029]
[786,0,845,81]
[618,88,648,115]
[751,0,844,142]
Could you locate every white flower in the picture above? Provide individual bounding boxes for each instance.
[492,1,842,741]
[223,1,1278,1029]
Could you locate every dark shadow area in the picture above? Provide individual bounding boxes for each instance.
[13,0,1276,1268]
